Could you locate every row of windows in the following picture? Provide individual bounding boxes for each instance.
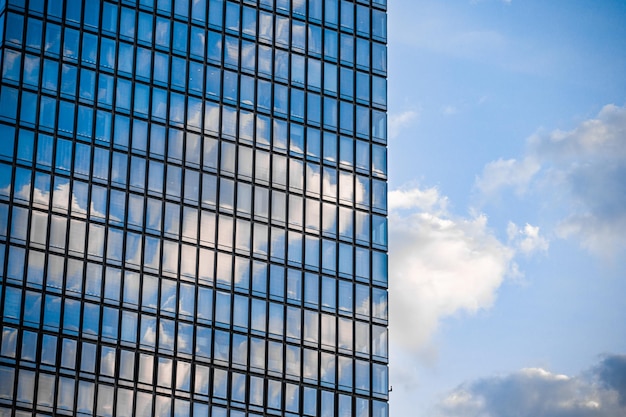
[0,103,387,179]
[203,0,385,42]
[2,68,387,147]
[4,0,387,46]
[4,21,387,100]
[2,140,386,200]
[1,267,387,358]
[0,129,388,215]
[0,100,387,180]
[4,2,387,74]
[1,241,388,319]
[0,326,388,394]
[4,0,388,28]
[0,204,387,280]
[2,283,388,363]
[1,201,388,284]
[0,355,388,416]
[1,85,387,162]
[1,140,387,212]
[1,169,387,249]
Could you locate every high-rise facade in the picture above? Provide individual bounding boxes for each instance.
[0,0,388,416]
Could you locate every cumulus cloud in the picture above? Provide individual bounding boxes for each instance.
[435,354,626,417]
[388,186,445,212]
[389,185,517,356]
[507,222,549,255]
[475,157,540,196]
[596,354,626,406]
[476,104,626,255]
[389,110,419,140]
[389,185,551,394]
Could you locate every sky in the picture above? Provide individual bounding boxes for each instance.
[386,1,626,416]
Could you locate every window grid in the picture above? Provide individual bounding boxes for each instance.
[0,1,388,416]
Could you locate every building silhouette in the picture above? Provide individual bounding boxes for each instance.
[0,0,388,416]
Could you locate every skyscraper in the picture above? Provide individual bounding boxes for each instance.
[0,0,388,416]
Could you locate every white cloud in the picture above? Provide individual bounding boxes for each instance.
[434,355,626,417]
[389,185,445,212]
[389,110,419,139]
[475,157,540,196]
[476,104,626,256]
[507,222,549,255]
[389,185,517,356]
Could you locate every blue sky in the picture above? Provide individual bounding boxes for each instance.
[386,0,626,415]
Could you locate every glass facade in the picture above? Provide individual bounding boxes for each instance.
[0,0,387,416]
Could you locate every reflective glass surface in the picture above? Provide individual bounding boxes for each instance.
[0,0,387,416]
